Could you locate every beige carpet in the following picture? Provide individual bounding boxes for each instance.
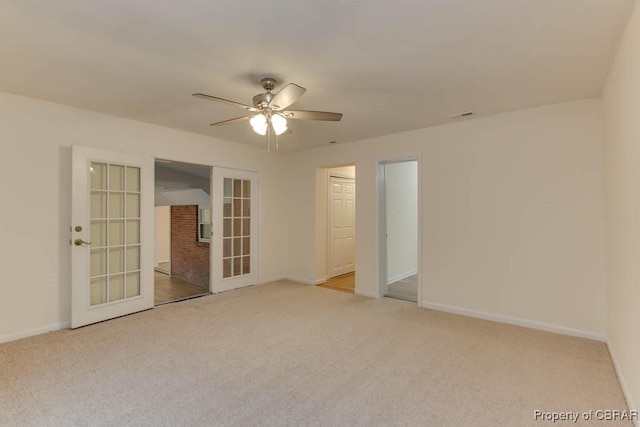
[0,280,632,426]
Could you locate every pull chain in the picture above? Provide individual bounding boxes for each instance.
[267,125,271,153]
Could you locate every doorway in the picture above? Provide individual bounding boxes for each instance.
[380,160,419,303]
[154,160,212,305]
[316,165,356,293]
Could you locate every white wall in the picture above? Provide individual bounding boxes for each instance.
[602,1,640,414]
[284,98,607,338]
[155,188,210,207]
[385,161,418,283]
[0,88,611,353]
[0,91,285,342]
[154,206,170,267]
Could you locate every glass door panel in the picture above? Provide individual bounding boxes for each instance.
[222,177,252,279]
[88,162,142,306]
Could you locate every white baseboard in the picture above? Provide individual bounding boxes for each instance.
[260,276,320,286]
[607,340,639,423]
[421,300,606,342]
[315,277,328,285]
[286,277,316,285]
[388,270,418,284]
[258,276,285,284]
[355,289,379,298]
[264,276,317,286]
[0,321,70,344]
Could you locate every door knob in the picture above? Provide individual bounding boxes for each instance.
[74,239,91,246]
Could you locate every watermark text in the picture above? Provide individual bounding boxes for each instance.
[534,410,638,423]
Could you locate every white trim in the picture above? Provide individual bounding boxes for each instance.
[416,154,423,308]
[421,300,606,342]
[262,276,318,286]
[355,289,379,298]
[329,175,355,182]
[258,276,286,284]
[387,269,418,284]
[153,153,259,175]
[280,276,317,285]
[327,172,356,278]
[607,340,639,422]
[209,167,214,292]
[378,156,422,305]
[376,162,386,299]
[0,322,70,344]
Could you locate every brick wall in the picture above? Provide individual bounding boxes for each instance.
[171,205,209,288]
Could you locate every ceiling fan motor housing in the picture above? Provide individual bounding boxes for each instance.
[252,77,278,108]
[252,92,274,109]
[260,77,277,91]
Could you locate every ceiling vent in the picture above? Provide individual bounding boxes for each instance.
[449,111,474,119]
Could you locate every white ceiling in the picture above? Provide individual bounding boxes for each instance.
[0,0,634,151]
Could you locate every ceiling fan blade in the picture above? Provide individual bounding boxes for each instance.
[210,115,253,126]
[282,110,343,121]
[193,93,258,112]
[269,83,306,110]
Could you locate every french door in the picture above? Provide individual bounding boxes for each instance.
[71,146,154,328]
[211,167,259,293]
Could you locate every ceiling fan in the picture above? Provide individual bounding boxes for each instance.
[193,78,343,140]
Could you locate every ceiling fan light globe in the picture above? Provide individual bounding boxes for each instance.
[250,114,268,135]
[271,114,288,135]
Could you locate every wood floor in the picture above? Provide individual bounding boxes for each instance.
[317,272,355,293]
[316,272,417,302]
[385,274,418,302]
[154,271,209,305]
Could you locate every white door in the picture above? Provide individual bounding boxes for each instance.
[71,146,154,328]
[211,167,259,293]
[328,176,355,277]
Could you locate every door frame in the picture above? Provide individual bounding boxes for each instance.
[377,156,422,306]
[151,152,216,293]
[153,159,214,293]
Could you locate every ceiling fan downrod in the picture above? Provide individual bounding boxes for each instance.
[252,77,278,109]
